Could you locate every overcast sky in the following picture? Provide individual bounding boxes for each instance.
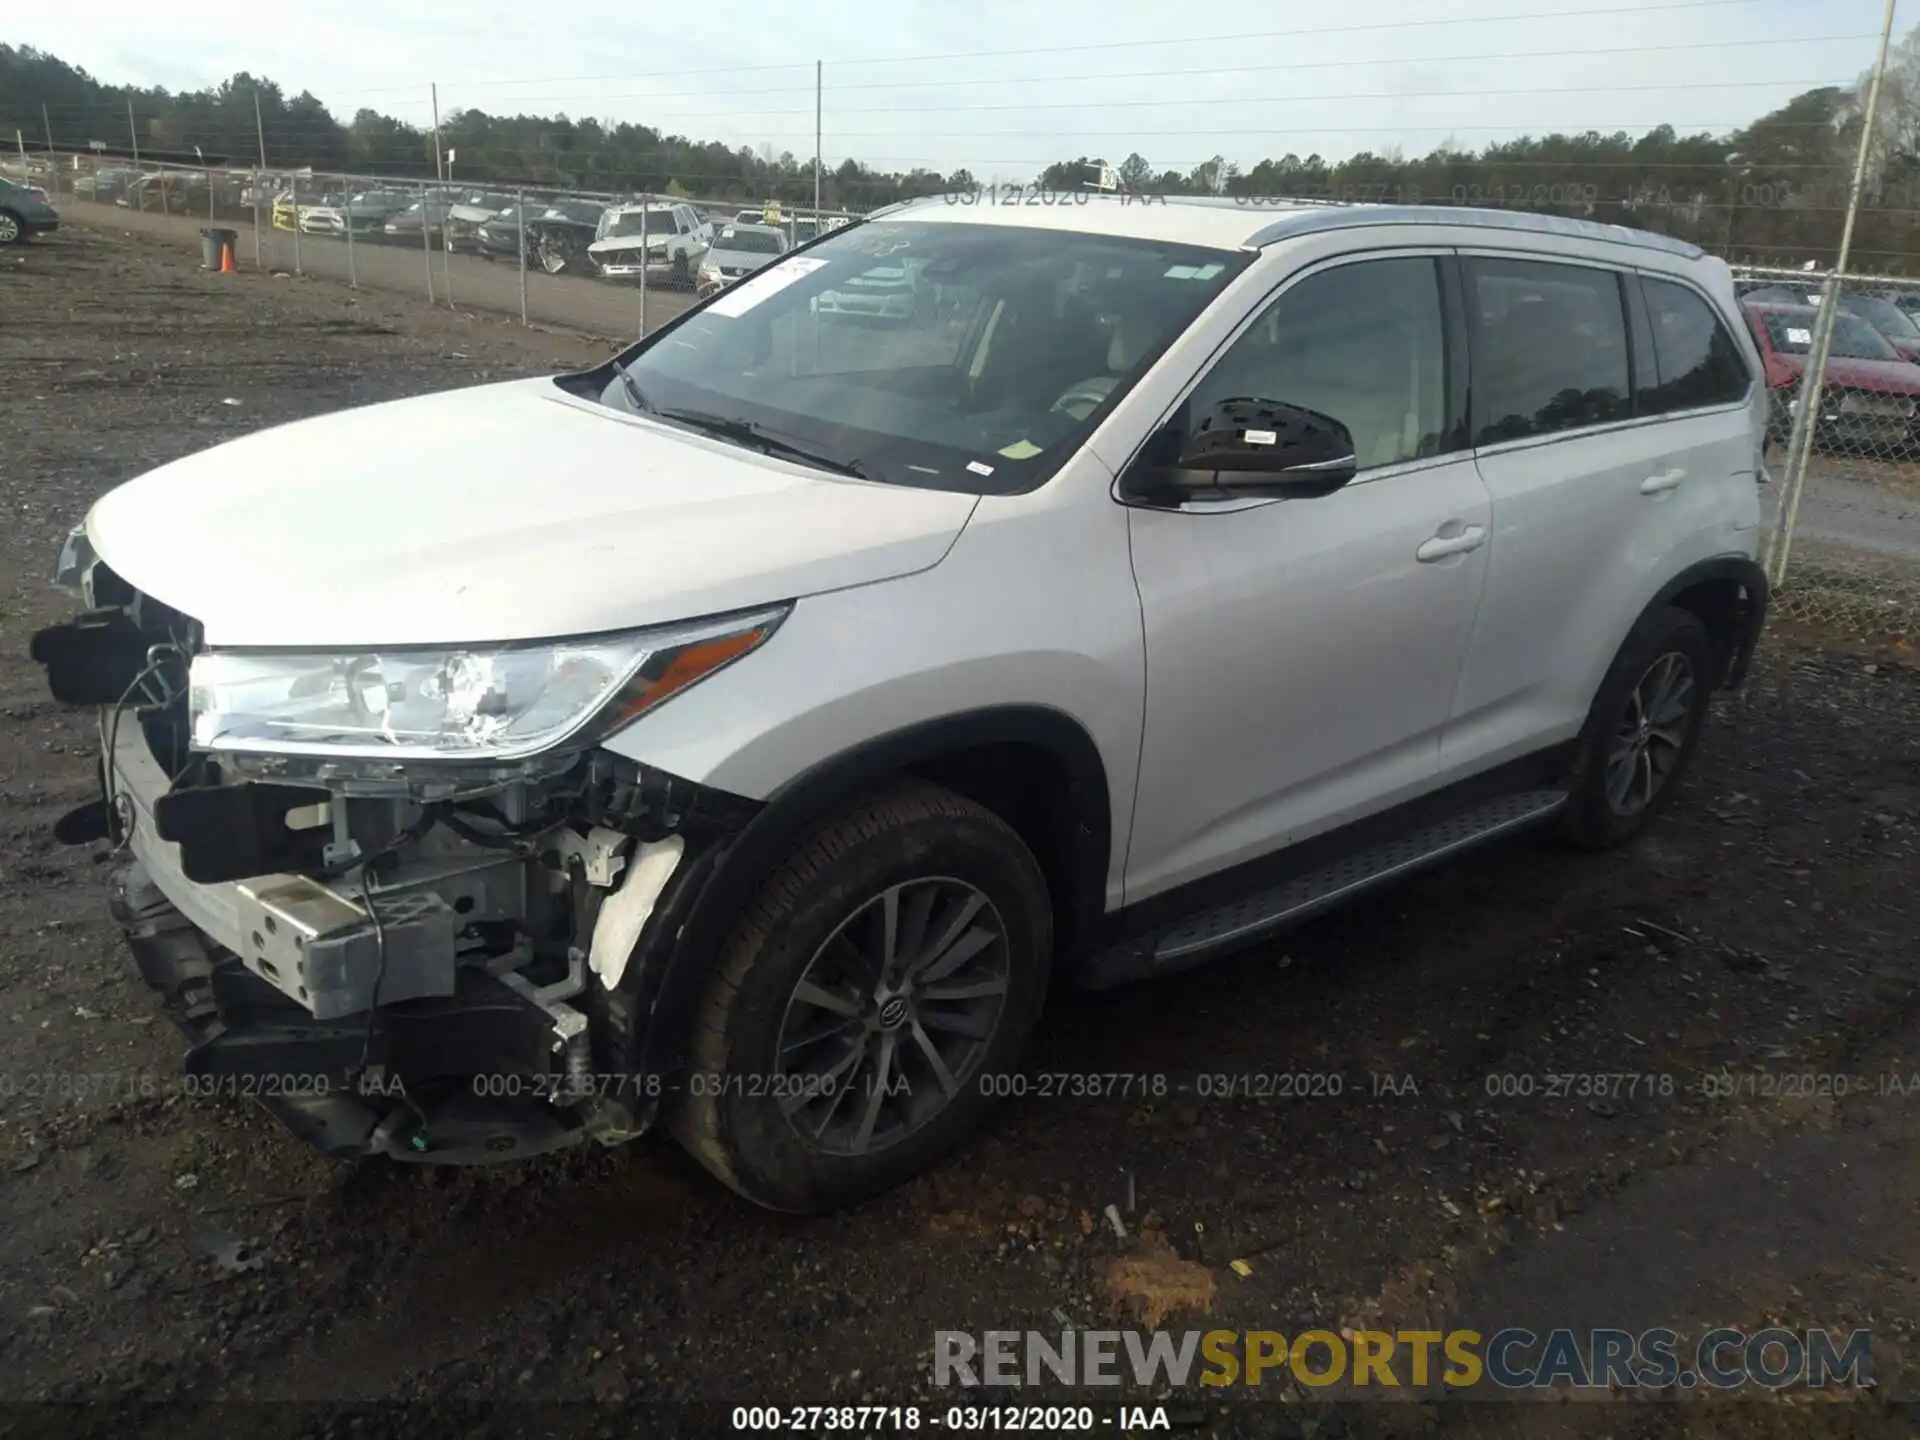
[15,0,1902,181]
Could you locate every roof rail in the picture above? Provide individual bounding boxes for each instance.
[1241,203,1705,259]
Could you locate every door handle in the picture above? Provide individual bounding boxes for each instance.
[1416,524,1487,562]
[1639,468,1686,495]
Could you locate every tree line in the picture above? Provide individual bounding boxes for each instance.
[8,36,1920,267]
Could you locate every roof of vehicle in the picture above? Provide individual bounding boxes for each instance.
[868,193,1705,259]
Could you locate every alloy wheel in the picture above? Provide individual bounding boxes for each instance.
[774,878,1011,1157]
[1604,650,1695,817]
[0,212,21,244]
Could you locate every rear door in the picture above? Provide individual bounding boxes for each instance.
[1442,253,1674,776]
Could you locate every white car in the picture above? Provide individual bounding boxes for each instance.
[37,197,1768,1213]
[588,201,713,286]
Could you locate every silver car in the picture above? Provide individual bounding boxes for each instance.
[698,223,789,288]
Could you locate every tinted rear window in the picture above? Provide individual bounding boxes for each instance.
[1468,257,1632,444]
[1639,277,1751,413]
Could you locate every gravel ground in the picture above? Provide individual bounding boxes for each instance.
[2,224,1917,1439]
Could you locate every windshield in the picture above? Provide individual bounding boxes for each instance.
[605,210,674,238]
[718,228,786,255]
[603,220,1249,495]
[1759,308,1900,361]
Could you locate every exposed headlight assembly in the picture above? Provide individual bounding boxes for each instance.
[188,604,788,764]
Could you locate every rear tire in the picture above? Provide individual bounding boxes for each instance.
[0,209,26,246]
[674,781,1052,1213]
[1561,605,1714,849]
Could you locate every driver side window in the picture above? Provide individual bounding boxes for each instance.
[1188,257,1447,473]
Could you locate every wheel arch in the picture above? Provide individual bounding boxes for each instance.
[610,705,1112,1089]
[1644,554,1770,689]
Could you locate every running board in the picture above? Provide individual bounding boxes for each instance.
[1082,788,1569,988]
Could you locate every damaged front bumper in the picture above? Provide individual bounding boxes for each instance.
[32,569,758,1166]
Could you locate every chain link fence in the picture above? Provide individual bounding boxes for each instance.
[26,150,857,340]
[1735,264,1920,648]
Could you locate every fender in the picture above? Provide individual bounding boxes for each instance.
[602,705,1113,1097]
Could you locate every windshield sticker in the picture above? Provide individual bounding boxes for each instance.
[1786,327,1813,345]
[966,460,996,476]
[705,256,830,317]
[997,439,1043,460]
[1164,265,1199,279]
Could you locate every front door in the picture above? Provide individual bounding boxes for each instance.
[1123,252,1493,903]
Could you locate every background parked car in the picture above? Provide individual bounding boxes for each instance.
[1744,299,1920,454]
[444,192,518,254]
[0,176,60,244]
[476,199,606,272]
[72,167,140,204]
[697,222,789,288]
[300,189,413,237]
[587,201,713,287]
[1740,283,1920,363]
[382,195,457,243]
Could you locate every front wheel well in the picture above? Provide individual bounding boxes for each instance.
[907,742,1097,959]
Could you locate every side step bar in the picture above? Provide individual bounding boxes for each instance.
[1084,788,1569,987]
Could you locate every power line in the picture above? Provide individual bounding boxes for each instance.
[336,0,1780,94]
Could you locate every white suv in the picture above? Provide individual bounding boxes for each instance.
[36,197,1769,1212]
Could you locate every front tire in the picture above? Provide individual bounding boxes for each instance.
[675,781,1052,1213]
[0,210,26,245]
[1561,605,1714,849]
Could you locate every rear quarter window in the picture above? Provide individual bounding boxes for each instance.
[1638,277,1752,413]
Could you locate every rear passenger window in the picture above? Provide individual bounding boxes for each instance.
[1468,258,1631,444]
[1640,277,1751,412]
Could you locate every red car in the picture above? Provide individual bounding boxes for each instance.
[1742,300,1920,453]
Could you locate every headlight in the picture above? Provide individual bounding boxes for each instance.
[188,605,788,762]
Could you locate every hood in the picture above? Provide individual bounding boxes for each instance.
[447,203,501,224]
[85,378,979,648]
[590,233,672,256]
[1775,353,1920,394]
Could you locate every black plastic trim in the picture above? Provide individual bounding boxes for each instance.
[1082,744,1574,969]
[152,781,334,885]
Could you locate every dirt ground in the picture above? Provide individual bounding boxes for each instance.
[2,224,1917,1439]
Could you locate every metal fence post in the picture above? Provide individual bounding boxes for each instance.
[1764,0,1898,591]
[291,173,303,276]
[128,101,143,212]
[251,168,263,271]
[421,186,435,303]
[517,187,528,326]
[440,184,456,311]
[345,176,358,289]
[639,203,650,339]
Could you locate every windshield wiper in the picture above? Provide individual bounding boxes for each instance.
[607,355,652,414]
[651,408,879,480]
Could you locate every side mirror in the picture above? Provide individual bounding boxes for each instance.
[1180,397,1357,483]
[1128,397,1358,502]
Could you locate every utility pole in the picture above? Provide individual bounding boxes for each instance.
[431,84,444,182]
[814,60,822,226]
[40,103,54,156]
